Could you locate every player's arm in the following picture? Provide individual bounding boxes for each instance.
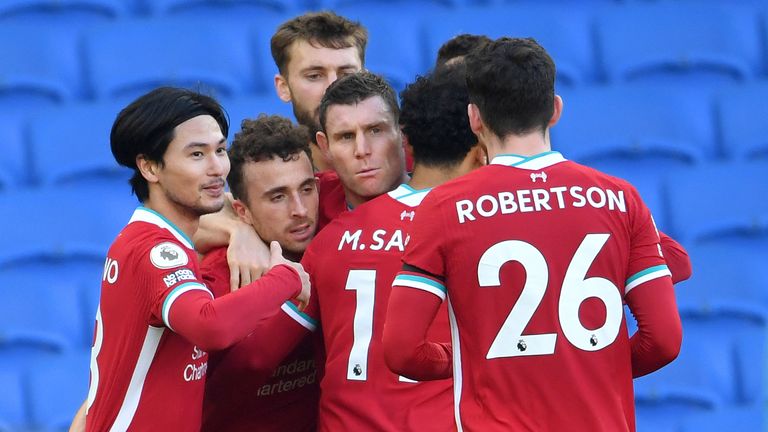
[68,401,86,432]
[207,304,315,380]
[194,192,271,290]
[626,275,682,377]
[163,243,311,352]
[625,187,682,377]
[658,231,692,283]
[383,267,452,381]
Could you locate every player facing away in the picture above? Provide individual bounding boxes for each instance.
[200,115,320,432]
[384,38,683,431]
[85,87,310,431]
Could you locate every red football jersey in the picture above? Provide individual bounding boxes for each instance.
[301,184,454,432]
[393,152,674,431]
[200,247,319,432]
[86,207,212,431]
[316,170,347,231]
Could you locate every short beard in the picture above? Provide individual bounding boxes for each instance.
[292,105,321,145]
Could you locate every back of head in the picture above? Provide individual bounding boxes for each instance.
[227,115,310,203]
[318,71,398,131]
[110,86,228,202]
[465,37,555,138]
[435,33,492,67]
[271,11,368,75]
[400,63,476,167]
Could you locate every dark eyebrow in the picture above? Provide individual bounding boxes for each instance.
[184,137,226,149]
[263,185,288,197]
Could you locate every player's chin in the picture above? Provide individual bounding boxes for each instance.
[196,197,226,215]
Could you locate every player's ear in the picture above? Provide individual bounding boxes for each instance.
[136,154,159,183]
[472,143,489,168]
[548,95,563,128]
[231,199,253,226]
[315,130,332,159]
[275,74,292,103]
[468,103,484,137]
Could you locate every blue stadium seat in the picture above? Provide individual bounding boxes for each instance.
[0,272,85,352]
[634,316,739,409]
[27,350,90,431]
[0,369,26,432]
[0,25,84,110]
[554,85,716,167]
[423,5,595,86]
[665,162,768,245]
[334,6,428,93]
[0,187,135,270]
[145,0,295,15]
[597,4,761,84]
[734,323,768,405]
[0,113,29,189]
[222,94,296,139]
[678,242,768,318]
[28,102,131,187]
[85,19,261,103]
[679,405,764,432]
[0,0,125,26]
[717,82,768,161]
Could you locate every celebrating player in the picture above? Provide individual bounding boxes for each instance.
[384,38,682,431]
[200,115,320,432]
[85,88,310,431]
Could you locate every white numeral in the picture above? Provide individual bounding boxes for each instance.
[345,270,376,381]
[479,234,622,359]
[86,305,103,412]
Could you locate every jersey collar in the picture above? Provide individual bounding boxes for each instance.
[387,184,432,207]
[490,151,567,170]
[129,206,195,249]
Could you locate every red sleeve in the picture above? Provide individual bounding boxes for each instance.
[626,277,682,377]
[658,231,692,284]
[383,286,452,380]
[165,264,301,352]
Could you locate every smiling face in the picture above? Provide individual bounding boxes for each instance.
[316,95,406,207]
[275,40,362,131]
[148,115,229,218]
[235,151,318,260]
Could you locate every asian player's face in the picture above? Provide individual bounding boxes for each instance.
[237,152,318,260]
[275,40,362,130]
[317,96,407,208]
[155,115,229,217]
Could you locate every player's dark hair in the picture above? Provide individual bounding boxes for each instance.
[110,86,229,202]
[318,71,399,132]
[435,33,492,67]
[465,37,555,138]
[400,64,476,168]
[271,11,368,75]
[227,115,311,203]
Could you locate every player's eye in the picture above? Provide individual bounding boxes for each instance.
[191,151,204,158]
[271,194,286,202]
[306,73,322,81]
[370,127,381,135]
[215,147,227,155]
[342,132,354,141]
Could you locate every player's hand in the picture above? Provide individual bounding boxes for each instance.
[227,224,270,292]
[268,241,311,311]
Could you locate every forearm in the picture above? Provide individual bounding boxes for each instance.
[69,400,86,432]
[383,288,452,380]
[169,265,301,351]
[628,278,682,377]
[659,231,692,284]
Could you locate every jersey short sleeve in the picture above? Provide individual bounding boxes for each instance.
[624,185,671,295]
[396,192,448,300]
[142,240,213,331]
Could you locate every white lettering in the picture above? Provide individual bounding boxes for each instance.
[456,200,475,224]
[517,190,533,212]
[532,189,551,211]
[384,230,405,252]
[477,195,498,218]
[550,186,567,208]
[586,187,606,208]
[338,230,362,251]
[499,191,517,214]
[570,186,586,208]
[370,230,387,251]
[607,189,626,212]
[102,258,119,284]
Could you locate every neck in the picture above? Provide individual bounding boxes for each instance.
[408,163,463,190]
[143,197,199,246]
[310,143,331,172]
[486,128,552,161]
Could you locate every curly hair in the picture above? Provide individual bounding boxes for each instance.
[227,114,310,203]
[399,64,476,167]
